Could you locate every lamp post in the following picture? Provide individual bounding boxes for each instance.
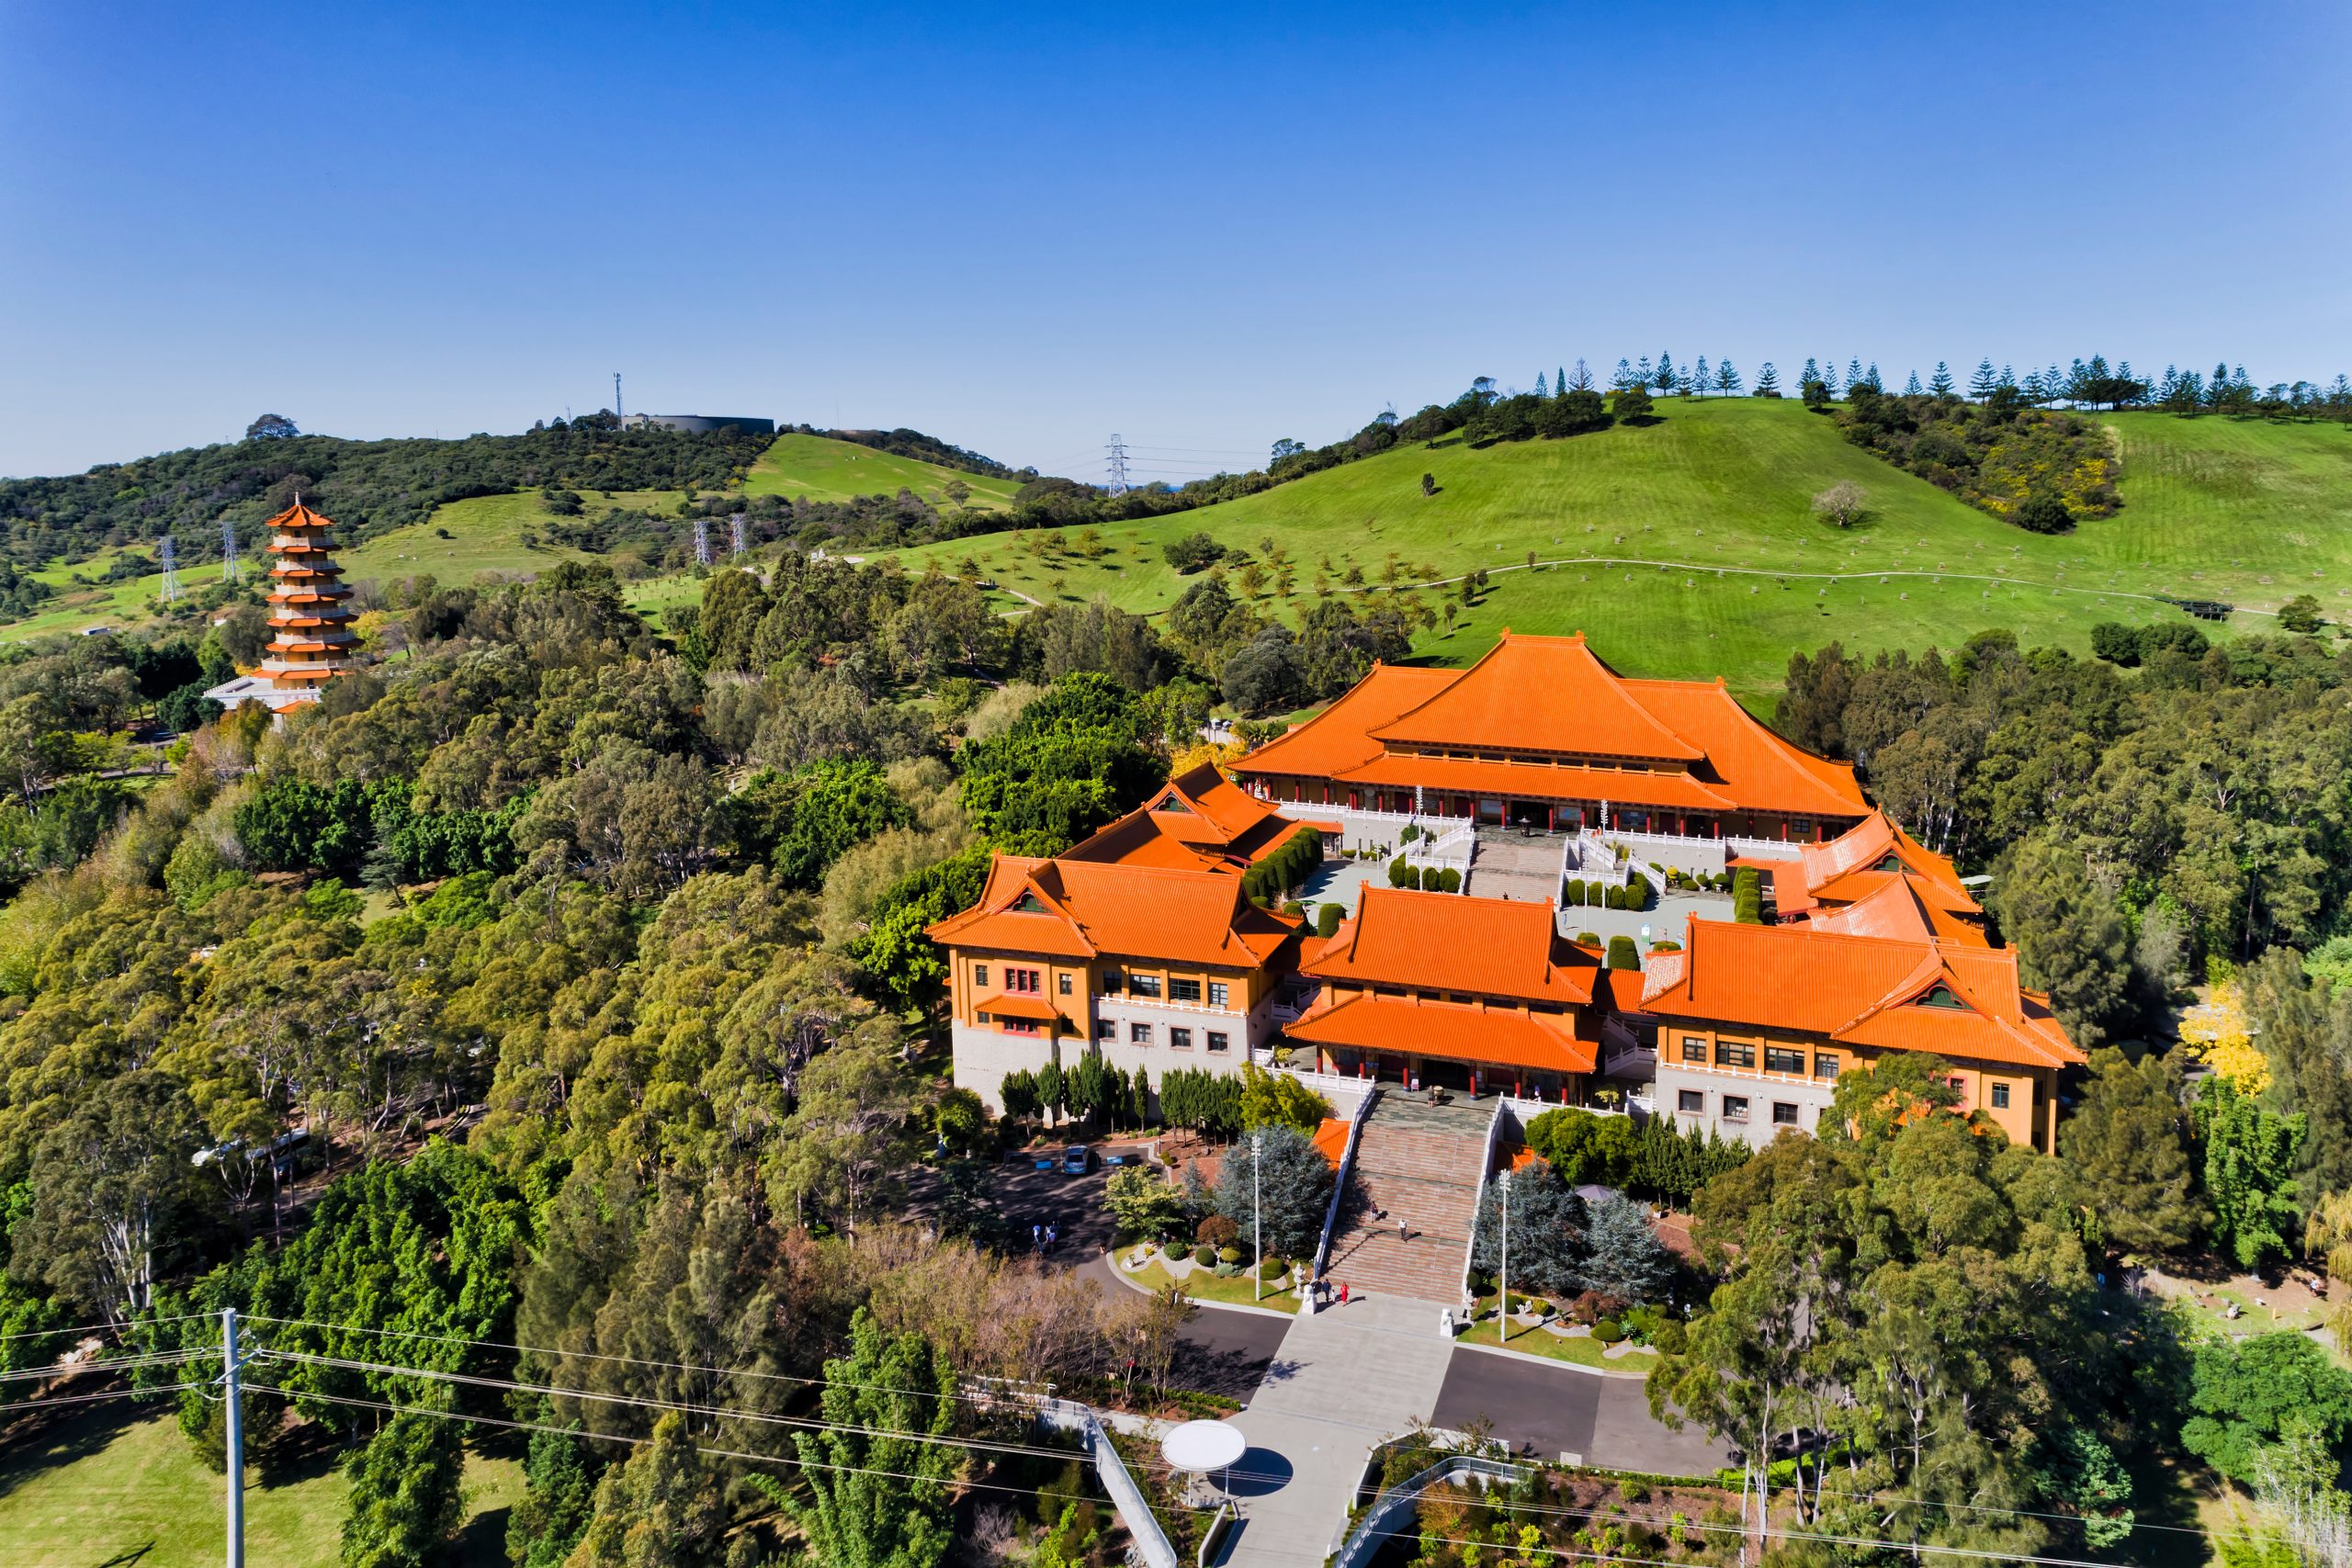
[1496,1168,1512,1344]
[1250,1133,1263,1303]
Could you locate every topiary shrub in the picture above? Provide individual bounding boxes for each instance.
[1606,935,1640,970]
[1217,1246,1242,1266]
[1732,866,1764,923]
[1594,1318,1626,1344]
[1576,931,1600,947]
[1387,856,1414,888]
[1437,867,1461,894]
[1316,902,1344,938]
[1193,1244,1216,1266]
[1214,1260,1238,1277]
[1400,823,1420,844]
[1258,1258,1285,1280]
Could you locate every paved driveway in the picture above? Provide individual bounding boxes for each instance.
[1076,1253,1292,1399]
[1430,1346,1729,1474]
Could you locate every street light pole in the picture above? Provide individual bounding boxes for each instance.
[223,1304,244,1568]
[1497,1168,1512,1344]
[1250,1133,1263,1303]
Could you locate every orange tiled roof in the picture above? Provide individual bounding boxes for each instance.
[1061,761,1301,871]
[926,853,1302,968]
[1310,1117,1350,1168]
[1305,885,1599,1004]
[978,992,1061,1021]
[1804,873,1987,946]
[1331,752,1737,813]
[1230,633,1869,821]
[1639,919,2080,1069]
[1798,811,1979,913]
[1228,664,1457,780]
[1370,633,1702,761]
[1284,991,1599,1074]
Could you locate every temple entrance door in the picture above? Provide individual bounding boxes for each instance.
[1419,1058,1474,1093]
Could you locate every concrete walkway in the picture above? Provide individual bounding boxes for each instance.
[1218,1292,1457,1567]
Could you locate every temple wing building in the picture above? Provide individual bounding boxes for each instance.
[1229,630,1870,841]
[1640,918,2082,1151]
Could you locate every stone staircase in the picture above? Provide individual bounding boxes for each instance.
[1320,1097,1491,1307]
[1464,830,1563,904]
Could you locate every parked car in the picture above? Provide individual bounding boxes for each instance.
[1063,1144,1092,1175]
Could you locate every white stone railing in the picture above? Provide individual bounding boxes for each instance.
[1311,1086,1379,1289]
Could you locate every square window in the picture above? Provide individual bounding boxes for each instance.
[1170,977,1202,1004]
[1170,1027,1193,1050]
[974,964,989,988]
[1131,975,1162,999]
[1814,1055,1840,1080]
[1678,1089,1704,1114]
[1991,1082,2011,1110]
[1765,1047,1804,1076]
[1680,1035,1707,1064]
[1206,1032,1229,1053]
[1722,1095,1750,1122]
[1771,1101,1798,1125]
[1208,981,1229,1009]
[1129,1021,1154,1043]
[1094,1017,1116,1043]
[1057,974,1072,996]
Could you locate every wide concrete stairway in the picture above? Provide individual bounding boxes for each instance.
[1464,830,1562,904]
[1322,1096,1491,1307]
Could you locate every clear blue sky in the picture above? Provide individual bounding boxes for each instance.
[2,3,2345,481]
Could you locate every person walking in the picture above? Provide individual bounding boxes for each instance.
[1340,1281,1351,1307]
[1397,1215,1409,1244]
[1032,1223,1042,1251]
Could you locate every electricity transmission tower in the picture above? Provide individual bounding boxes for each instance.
[158,536,181,604]
[1105,434,1130,495]
[729,513,746,558]
[693,517,712,567]
[220,518,239,584]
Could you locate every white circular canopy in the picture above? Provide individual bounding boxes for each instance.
[1160,1419,1248,1473]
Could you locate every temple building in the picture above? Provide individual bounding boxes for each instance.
[1230,630,1870,841]
[1640,918,2082,1152]
[927,770,1314,1111]
[1283,886,1634,1103]
[202,501,364,715]
[1749,809,1987,944]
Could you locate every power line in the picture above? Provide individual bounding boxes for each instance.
[249,1347,1087,1467]
[0,1310,217,1344]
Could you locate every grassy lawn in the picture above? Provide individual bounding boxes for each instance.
[743,432,1023,511]
[1453,1309,1659,1374]
[1116,1252,1302,1314]
[879,400,2352,704]
[0,1403,522,1567]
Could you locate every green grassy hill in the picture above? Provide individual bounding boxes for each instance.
[882,401,2352,702]
[0,1404,519,1567]
[743,432,1023,510]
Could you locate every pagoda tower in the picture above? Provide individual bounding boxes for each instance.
[257,501,361,690]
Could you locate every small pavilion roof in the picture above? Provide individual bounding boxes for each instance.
[926,853,1301,968]
[1061,761,1302,870]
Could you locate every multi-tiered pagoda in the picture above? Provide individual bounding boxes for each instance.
[202,500,364,715]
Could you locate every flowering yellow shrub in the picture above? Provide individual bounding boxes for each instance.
[2181,980,2268,1091]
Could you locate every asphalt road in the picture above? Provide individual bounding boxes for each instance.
[1430,1347,1730,1475]
[1076,1253,1293,1399]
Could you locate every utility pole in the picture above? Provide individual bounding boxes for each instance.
[221,518,239,585]
[1497,1168,1512,1343]
[729,513,746,558]
[158,536,180,604]
[1105,434,1130,496]
[1250,1132,1263,1303]
[222,1305,244,1568]
[614,372,623,423]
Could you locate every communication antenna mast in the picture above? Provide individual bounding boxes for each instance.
[1105,434,1130,495]
[158,536,181,604]
[220,518,239,584]
[729,513,747,558]
[613,373,623,423]
[694,517,712,567]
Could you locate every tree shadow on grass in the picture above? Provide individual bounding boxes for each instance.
[0,1392,150,1506]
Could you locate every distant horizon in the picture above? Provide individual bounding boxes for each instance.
[4,3,2346,480]
[7,349,2341,488]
